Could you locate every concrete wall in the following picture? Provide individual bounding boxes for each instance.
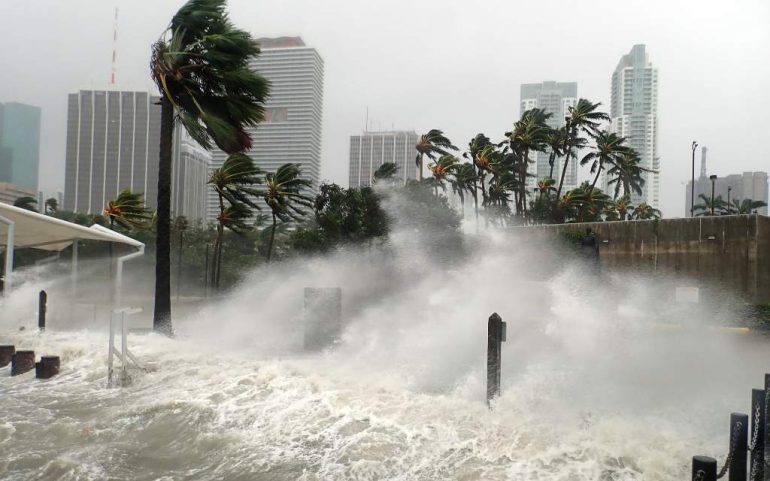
[525,215,770,304]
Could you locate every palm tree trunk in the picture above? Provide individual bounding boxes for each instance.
[418,153,423,181]
[548,151,557,180]
[588,164,602,195]
[153,96,173,336]
[521,148,530,216]
[212,193,225,289]
[267,211,277,262]
[556,143,571,200]
[473,179,479,233]
[109,217,114,305]
[623,178,630,199]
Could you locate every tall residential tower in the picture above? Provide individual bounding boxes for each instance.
[207,37,324,219]
[0,102,41,191]
[606,44,659,208]
[349,130,419,188]
[520,82,578,195]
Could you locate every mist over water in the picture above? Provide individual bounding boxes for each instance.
[1,197,767,480]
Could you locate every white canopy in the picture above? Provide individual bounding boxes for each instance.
[0,202,143,251]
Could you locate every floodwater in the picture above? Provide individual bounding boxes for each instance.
[1,232,767,480]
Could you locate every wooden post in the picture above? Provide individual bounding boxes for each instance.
[692,455,717,481]
[38,289,47,331]
[750,388,764,481]
[0,345,14,367]
[729,412,748,481]
[11,350,35,376]
[35,356,60,379]
[487,312,506,405]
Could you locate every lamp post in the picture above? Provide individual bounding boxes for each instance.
[709,174,717,216]
[690,142,698,217]
[727,186,732,214]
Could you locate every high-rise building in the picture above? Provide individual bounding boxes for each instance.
[349,130,419,188]
[520,82,578,195]
[0,102,41,190]
[63,89,210,220]
[207,37,324,219]
[606,44,659,208]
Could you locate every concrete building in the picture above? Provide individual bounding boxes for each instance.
[349,130,419,188]
[0,102,41,190]
[63,89,210,220]
[520,82,578,195]
[605,44,660,208]
[207,37,324,219]
[686,171,768,215]
[0,182,36,206]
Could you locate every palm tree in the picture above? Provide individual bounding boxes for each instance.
[450,162,477,218]
[579,130,630,194]
[693,194,727,216]
[606,195,634,221]
[428,154,461,196]
[13,196,38,212]
[507,108,552,215]
[535,178,556,198]
[464,134,493,225]
[415,129,457,181]
[555,99,610,199]
[103,189,154,230]
[605,150,650,199]
[207,152,263,288]
[44,198,58,214]
[373,162,399,183]
[545,127,567,181]
[150,0,269,334]
[631,202,662,220]
[263,163,313,261]
[728,198,768,214]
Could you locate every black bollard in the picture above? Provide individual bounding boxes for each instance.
[35,356,60,379]
[750,389,764,481]
[11,350,35,376]
[692,455,717,481]
[764,374,770,480]
[728,412,748,481]
[38,290,47,331]
[0,345,14,367]
[486,312,506,405]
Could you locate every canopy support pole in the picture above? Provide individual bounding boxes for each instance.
[0,213,15,293]
[71,240,78,300]
[115,245,144,310]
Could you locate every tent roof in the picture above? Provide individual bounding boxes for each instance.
[0,203,144,251]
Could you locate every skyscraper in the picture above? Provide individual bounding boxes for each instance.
[0,102,41,190]
[606,44,659,208]
[63,89,210,220]
[207,37,324,219]
[520,82,578,195]
[349,130,419,188]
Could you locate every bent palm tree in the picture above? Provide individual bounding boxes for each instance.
[507,108,552,215]
[373,162,399,183]
[556,99,610,199]
[579,130,630,194]
[150,0,269,334]
[693,194,727,216]
[729,198,767,214]
[428,154,461,196]
[605,150,650,199]
[13,196,38,212]
[415,129,457,181]
[208,152,263,288]
[263,163,313,261]
[451,162,477,218]
[103,189,154,230]
[631,202,662,220]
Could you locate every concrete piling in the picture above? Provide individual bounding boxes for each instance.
[38,290,47,331]
[11,350,35,376]
[35,356,60,379]
[692,455,717,481]
[0,345,14,367]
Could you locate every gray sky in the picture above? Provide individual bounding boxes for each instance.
[1,0,768,217]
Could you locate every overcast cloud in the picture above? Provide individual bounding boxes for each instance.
[1,0,768,217]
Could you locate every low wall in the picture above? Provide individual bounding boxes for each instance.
[523,215,770,304]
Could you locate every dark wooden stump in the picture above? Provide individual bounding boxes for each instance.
[487,312,505,405]
[11,350,35,376]
[35,356,60,379]
[692,455,717,481]
[0,345,14,367]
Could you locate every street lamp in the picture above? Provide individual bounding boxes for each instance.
[691,141,698,217]
[709,174,717,216]
[727,186,732,215]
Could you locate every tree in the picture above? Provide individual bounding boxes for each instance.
[555,99,610,199]
[150,0,269,334]
[44,198,58,214]
[604,195,634,221]
[103,189,154,230]
[373,162,399,183]
[13,196,37,212]
[263,163,313,261]
[207,152,263,288]
[464,134,493,225]
[728,198,768,214]
[428,154,461,196]
[415,129,457,181]
[693,193,727,216]
[545,127,567,181]
[579,130,630,194]
[631,202,661,220]
[506,108,552,215]
[450,162,477,218]
[605,150,652,199]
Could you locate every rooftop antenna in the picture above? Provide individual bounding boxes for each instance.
[111,6,118,85]
[700,146,708,178]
